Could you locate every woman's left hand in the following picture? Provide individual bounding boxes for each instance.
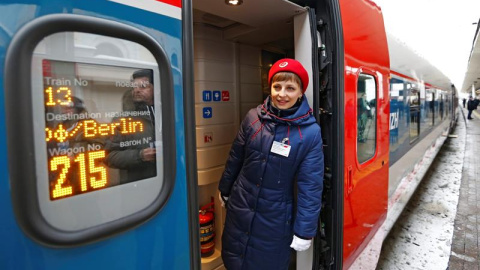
[290,235,311,251]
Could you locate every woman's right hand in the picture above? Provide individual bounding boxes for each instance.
[219,193,229,207]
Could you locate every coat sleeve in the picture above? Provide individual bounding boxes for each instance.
[104,130,144,169]
[294,127,324,238]
[218,113,252,196]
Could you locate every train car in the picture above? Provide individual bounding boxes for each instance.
[0,0,455,269]
[348,33,456,269]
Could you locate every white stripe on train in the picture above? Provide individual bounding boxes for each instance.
[108,0,181,20]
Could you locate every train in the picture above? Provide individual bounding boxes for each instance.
[0,0,457,269]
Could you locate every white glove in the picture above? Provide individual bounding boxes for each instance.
[219,193,229,207]
[290,235,312,251]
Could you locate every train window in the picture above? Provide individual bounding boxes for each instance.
[409,88,420,142]
[440,94,444,120]
[426,90,435,127]
[445,94,449,118]
[33,33,169,230]
[5,15,175,246]
[357,73,377,163]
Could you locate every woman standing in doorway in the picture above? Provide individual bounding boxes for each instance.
[218,58,324,269]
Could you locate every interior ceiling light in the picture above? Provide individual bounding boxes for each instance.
[226,0,243,6]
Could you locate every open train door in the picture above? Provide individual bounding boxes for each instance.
[0,1,200,269]
[293,2,345,269]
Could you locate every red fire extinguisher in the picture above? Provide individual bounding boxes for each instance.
[199,197,215,257]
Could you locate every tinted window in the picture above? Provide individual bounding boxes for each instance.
[6,15,175,246]
[357,74,377,163]
[409,87,420,142]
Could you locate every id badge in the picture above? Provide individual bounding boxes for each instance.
[271,141,291,157]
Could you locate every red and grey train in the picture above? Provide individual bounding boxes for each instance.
[0,0,456,269]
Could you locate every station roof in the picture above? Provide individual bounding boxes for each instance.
[461,20,480,93]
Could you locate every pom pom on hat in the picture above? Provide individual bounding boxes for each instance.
[268,58,309,93]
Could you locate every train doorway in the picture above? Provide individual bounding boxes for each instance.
[189,1,338,269]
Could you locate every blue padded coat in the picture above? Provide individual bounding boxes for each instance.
[218,96,324,270]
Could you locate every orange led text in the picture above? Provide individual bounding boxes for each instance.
[45,86,72,106]
[50,150,107,199]
[45,118,144,143]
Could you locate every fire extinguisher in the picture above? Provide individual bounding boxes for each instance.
[199,197,215,257]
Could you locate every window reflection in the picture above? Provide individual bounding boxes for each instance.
[33,32,162,201]
[426,91,434,127]
[409,88,420,142]
[357,74,376,163]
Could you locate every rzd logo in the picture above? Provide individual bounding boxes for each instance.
[389,111,399,130]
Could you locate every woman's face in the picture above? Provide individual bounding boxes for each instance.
[271,79,303,110]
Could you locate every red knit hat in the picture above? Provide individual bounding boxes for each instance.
[268,58,309,93]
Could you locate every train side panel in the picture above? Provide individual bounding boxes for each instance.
[0,1,194,269]
[348,22,455,269]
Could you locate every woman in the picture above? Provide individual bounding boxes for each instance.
[218,58,324,269]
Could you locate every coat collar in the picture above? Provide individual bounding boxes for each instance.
[257,96,315,126]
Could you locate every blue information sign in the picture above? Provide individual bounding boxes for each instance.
[203,90,212,102]
[203,107,212,118]
[213,91,221,101]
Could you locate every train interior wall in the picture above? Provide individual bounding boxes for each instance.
[193,22,264,270]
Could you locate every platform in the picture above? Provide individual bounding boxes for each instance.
[448,105,480,269]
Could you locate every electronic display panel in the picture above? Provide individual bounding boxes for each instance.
[29,30,171,233]
[30,31,170,234]
[29,31,168,232]
[6,18,175,244]
[42,60,159,200]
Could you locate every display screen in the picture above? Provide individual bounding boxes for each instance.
[43,60,159,200]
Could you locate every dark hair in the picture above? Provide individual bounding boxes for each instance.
[71,96,85,113]
[132,69,153,84]
[271,72,303,90]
